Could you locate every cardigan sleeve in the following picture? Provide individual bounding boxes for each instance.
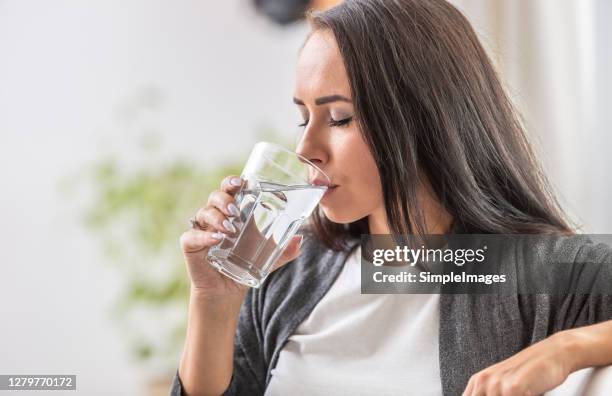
[554,239,612,330]
[223,286,267,395]
[169,368,184,396]
[169,287,268,396]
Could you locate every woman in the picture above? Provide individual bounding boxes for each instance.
[172,1,612,395]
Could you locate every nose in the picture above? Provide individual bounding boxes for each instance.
[295,127,332,185]
[295,130,328,169]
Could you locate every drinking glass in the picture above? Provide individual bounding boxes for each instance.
[207,142,330,288]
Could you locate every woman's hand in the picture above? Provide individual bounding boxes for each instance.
[462,331,576,396]
[179,175,304,298]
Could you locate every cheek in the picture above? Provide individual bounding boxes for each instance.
[321,133,383,222]
[342,141,379,188]
[346,144,382,202]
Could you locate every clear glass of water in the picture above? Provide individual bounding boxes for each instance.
[207,142,330,288]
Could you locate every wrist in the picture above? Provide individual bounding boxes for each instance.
[190,285,247,308]
[555,329,588,374]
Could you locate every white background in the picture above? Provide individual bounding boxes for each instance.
[0,0,610,394]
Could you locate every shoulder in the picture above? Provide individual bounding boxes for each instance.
[525,233,612,265]
[516,234,612,264]
[573,236,612,263]
[512,233,612,295]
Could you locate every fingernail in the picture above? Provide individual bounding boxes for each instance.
[227,202,240,217]
[211,232,224,240]
[230,177,242,186]
[223,219,236,233]
[297,234,304,247]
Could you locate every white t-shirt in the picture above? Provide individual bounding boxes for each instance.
[265,245,443,396]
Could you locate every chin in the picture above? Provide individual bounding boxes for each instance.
[319,205,364,225]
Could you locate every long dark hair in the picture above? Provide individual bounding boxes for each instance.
[303,0,573,251]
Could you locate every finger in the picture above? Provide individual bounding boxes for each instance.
[485,375,502,396]
[179,228,224,255]
[271,234,304,272]
[220,175,244,195]
[207,190,240,218]
[463,377,474,396]
[195,206,238,235]
[462,375,476,396]
[464,372,486,396]
[500,372,530,396]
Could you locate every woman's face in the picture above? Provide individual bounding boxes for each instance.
[294,29,383,224]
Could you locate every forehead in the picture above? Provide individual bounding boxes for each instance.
[294,30,350,96]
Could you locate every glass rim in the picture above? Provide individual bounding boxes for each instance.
[255,141,331,185]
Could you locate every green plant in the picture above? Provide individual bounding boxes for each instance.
[84,155,241,366]
[63,125,292,372]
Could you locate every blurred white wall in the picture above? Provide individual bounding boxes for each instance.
[450,0,612,233]
[0,1,306,394]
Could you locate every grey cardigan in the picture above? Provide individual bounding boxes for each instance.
[170,226,612,396]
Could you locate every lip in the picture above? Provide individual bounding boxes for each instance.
[322,184,339,198]
[312,178,337,188]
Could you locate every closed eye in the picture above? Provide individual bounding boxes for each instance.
[329,116,353,127]
[298,116,353,128]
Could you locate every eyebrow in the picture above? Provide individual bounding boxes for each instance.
[293,95,352,106]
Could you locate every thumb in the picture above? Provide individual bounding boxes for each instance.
[271,234,304,272]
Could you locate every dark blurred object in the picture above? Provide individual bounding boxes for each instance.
[253,0,310,25]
